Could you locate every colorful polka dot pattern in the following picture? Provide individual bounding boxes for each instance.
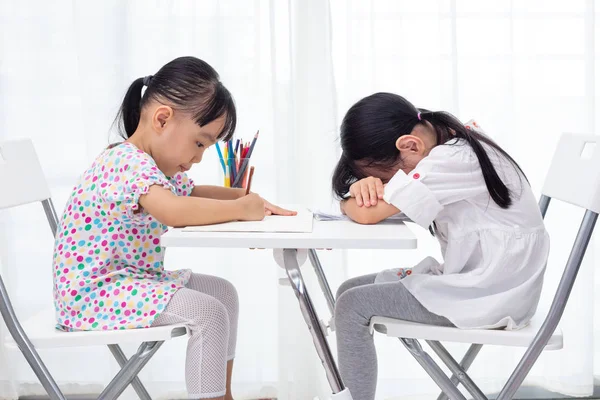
[53,142,193,331]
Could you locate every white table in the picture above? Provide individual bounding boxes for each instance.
[162,218,417,400]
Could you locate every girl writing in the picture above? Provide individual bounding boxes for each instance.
[53,56,294,400]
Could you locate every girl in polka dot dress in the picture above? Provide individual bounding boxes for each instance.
[52,56,294,400]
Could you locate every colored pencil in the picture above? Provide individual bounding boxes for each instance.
[228,140,236,186]
[233,131,259,187]
[245,166,255,195]
[215,142,226,173]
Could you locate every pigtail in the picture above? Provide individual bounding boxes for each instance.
[419,110,526,209]
[114,77,146,139]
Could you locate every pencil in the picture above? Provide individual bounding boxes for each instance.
[215,142,226,173]
[245,166,255,195]
[240,143,251,187]
[242,167,249,188]
[233,131,259,187]
[228,140,236,186]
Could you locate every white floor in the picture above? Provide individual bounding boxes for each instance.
[18,384,598,400]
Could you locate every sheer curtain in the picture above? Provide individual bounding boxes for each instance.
[1,1,600,399]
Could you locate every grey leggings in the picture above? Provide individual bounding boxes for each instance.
[334,273,453,400]
[151,273,239,399]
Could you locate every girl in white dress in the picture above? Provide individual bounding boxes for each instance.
[332,92,550,400]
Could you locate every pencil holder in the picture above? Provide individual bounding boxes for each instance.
[222,157,251,189]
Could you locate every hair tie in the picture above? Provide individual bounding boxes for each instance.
[142,75,153,87]
[417,112,422,121]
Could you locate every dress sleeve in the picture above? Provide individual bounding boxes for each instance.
[99,150,174,222]
[383,140,488,229]
[169,172,195,196]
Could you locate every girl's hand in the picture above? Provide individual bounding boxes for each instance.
[264,200,297,216]
[349,177,384,207]
[236,193,266,221]
[246,199,295,250]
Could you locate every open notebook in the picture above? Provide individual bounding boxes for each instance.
[182,208,314,233]
[311,210,410,222]
[311,201,411,222]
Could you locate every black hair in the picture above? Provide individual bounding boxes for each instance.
[114,56,236,141]
[332,92,526,209]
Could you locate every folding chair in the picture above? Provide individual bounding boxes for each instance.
[369,132,600,400]
[0,139,188,400]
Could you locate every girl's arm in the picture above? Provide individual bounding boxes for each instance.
[341,198,400,225]
[140,186,264,227]
[191,185,245,200]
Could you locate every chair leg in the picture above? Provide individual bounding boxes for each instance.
[427,341,487,400]
[436,343,483,400]
[98,341,163,400]
[0,276,66,400]
[107,344,153,400]
[41,198,59,237]
[399,338,467,400]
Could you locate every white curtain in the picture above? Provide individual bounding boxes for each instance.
[0,0,599,399]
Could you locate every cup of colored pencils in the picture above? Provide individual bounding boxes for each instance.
[215,131,259,190]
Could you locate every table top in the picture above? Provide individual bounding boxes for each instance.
[161,219,417,250]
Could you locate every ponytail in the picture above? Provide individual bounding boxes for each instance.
[418,110,526,209]
[115,77,145,139]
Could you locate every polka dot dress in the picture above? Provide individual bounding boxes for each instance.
[53,142,193,331]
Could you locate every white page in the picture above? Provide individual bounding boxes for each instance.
[182,208,314,233]
[310,202,411,222]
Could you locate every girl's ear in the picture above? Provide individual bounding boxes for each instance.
[395,135,425,154]
[152,105,174,132]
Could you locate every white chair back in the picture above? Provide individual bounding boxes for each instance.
[0,139,52,210]
[542,133,600,213]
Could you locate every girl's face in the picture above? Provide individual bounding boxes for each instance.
[147,104,225,177]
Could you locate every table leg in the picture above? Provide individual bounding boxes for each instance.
[308,249,336,316]
[282,249,351,398]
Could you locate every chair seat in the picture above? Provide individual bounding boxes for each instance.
[5,309,188,349]
[369,314,563,350]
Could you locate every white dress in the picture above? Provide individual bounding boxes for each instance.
[381,137,550,330]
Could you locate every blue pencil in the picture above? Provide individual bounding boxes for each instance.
[228,140,236,184]
[215,142,226,173]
